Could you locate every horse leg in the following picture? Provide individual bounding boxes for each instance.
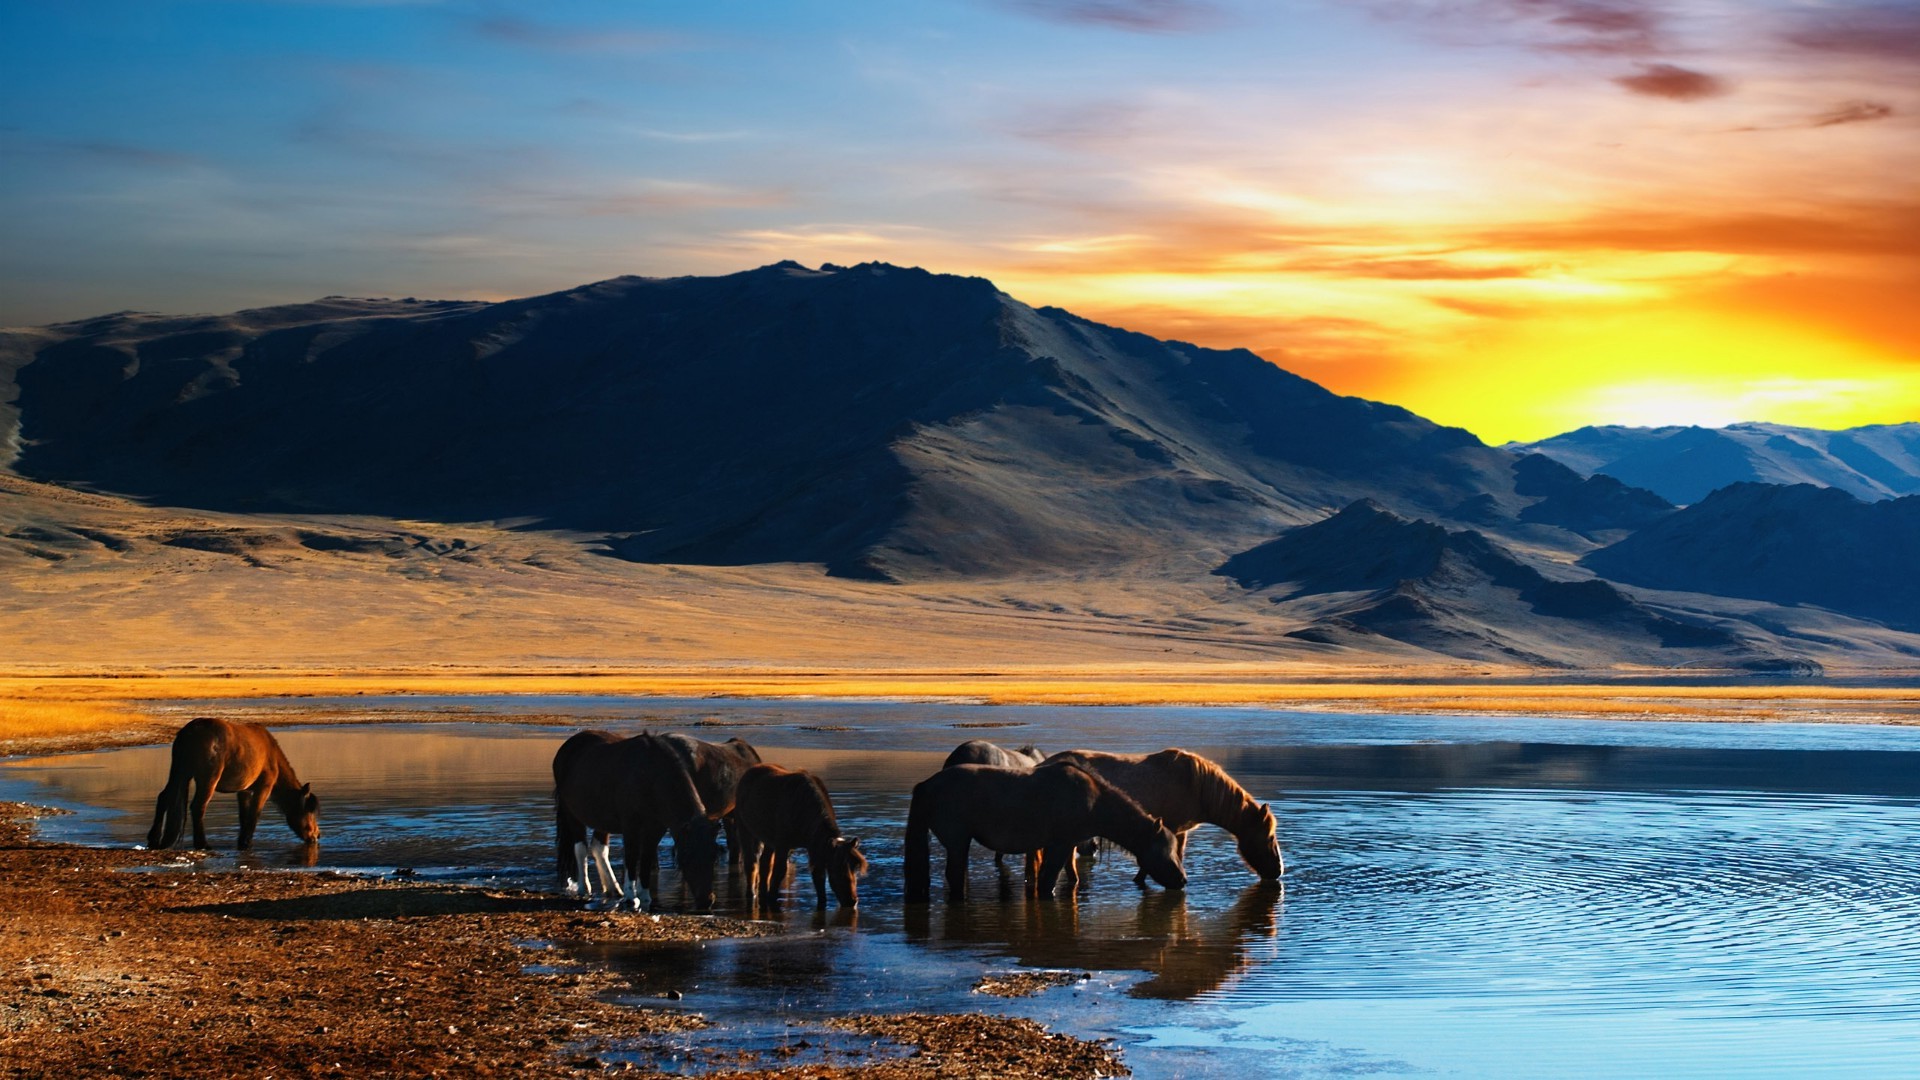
[235,786,267,850]
[188,774,217,850]
[942,834,970,903]
[1036,843,1075,898]
[755,847,778,908]
[591,835,623,898]
[811,850,829,908]
[571,841,594,897]
[629,828,661,912]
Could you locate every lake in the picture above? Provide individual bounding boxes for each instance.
[6,697,1920,1077]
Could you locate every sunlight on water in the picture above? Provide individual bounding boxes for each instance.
[7,701,1920,1077]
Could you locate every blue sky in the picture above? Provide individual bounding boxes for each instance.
[3,1,1916,440]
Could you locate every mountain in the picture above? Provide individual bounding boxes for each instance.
[1509,422,1920,505]
[1582,483,1920,631]
[1,262,1635,582]
[1217,500,1738,664]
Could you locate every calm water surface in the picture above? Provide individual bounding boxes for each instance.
[6,698,1920,1078]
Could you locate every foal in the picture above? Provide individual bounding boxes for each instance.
[147,718,319,850]
[733,763,867,909]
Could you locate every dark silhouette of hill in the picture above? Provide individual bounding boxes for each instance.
[1218,500,1738,663]
[1,262,1633,581]
[1582,483,1920,631]
[1509,454,1673,537]
[1510,422,1920,505]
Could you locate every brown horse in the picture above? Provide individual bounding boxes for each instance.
[659,733,762,870]
[905,762,1186,902]
[732,763,868,909]
[146,718,319,851]
[552,730,720,912]
[1041,749,1282,882]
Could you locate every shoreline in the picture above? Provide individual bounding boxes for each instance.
[0,802,1126,1079]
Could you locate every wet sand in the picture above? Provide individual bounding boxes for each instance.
[0,803,1125,1078]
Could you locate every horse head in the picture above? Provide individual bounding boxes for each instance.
[827,836,869,908]
[1138,817,1188,891]
[672,814,722,911]
[1236,802,1283,880]
[285,783,321,844]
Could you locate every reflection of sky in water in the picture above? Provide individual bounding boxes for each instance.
[7,702,1920,1078]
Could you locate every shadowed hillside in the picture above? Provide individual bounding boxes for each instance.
[1582,484,1920,631]
[2,262,1644,581]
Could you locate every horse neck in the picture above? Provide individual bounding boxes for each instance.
[265,750,305,812]
[1175,752,1255,833]
[1090,789,1161,852]
[649,739,708,820]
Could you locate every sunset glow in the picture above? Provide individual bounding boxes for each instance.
[2,1,1915,442]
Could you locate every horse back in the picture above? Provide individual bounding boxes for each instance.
[172,717,290,793]
[735,763,832,849]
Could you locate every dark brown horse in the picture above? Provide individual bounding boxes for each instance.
[732,763,868,909]
[659,733,762,870]
[146,718,319,851]
[943,740,1092,869]
[1041,749,1282,883]
[552,730,720,911]
[905,762,1185,902]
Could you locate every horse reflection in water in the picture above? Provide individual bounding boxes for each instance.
[911,882,1284,1000]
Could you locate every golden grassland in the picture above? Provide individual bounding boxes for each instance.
[6,666,1920,757]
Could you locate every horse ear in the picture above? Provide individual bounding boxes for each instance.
[301,783,312,795]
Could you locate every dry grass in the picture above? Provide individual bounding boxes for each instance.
[5,667,1920,757]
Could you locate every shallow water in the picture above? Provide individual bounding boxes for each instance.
[7,699,1920,1077]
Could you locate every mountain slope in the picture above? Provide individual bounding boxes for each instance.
[2,262,1617,581]
[1510,422,1920,504]
[1217,500,1740,664]
[1582,483,1920,630]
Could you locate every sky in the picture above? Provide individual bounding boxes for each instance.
[1,1,1916,443]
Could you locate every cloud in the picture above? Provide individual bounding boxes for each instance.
[1470,204,1920,259]
[997,0,1219,33]
[1612,62,1728,100]
[1367,0,1668,56]
[471,17,688,54]
[1809,100,1896,127]
[1784,4,1920,63]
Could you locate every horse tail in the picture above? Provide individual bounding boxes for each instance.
[147,728,204,849]
[904,780,932,903]
[554,792,586,882]
[147,769,187,850]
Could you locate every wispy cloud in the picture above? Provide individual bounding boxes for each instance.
[470,16,691,54]
[996,0,1220,33]
[1783,3,1920,63]
[1612,62,1727,100]
[1368,0,1670,56]
[1808,100,1896,127]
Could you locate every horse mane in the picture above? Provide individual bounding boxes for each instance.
[1153,749,1260,831]
[641,733,709,820]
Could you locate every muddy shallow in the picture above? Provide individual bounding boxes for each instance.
[10,699,1920,1077]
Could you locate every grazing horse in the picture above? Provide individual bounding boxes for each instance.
[659,733,762,870]
[552,731,721,912]
[147,718,319,851]
[1041,749,1282,882]
[942,740,1045,770]
[905,763,1186,903]
[732,763,868,909]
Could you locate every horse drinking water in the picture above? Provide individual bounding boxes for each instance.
[905,762,1186,902]
[146,718,319,850]
[1042,749,1282,883]
[552,731,721,912]
[732,763,868,909]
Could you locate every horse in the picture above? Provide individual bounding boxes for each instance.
[943,740,1095,870]
[659,733,762,870]
[732,763,868,909]
[905,762,1186,903]
[943,740,1045,770]
[146,718,319,851]
[552,730,721,912]
[1040,749,1282,883]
